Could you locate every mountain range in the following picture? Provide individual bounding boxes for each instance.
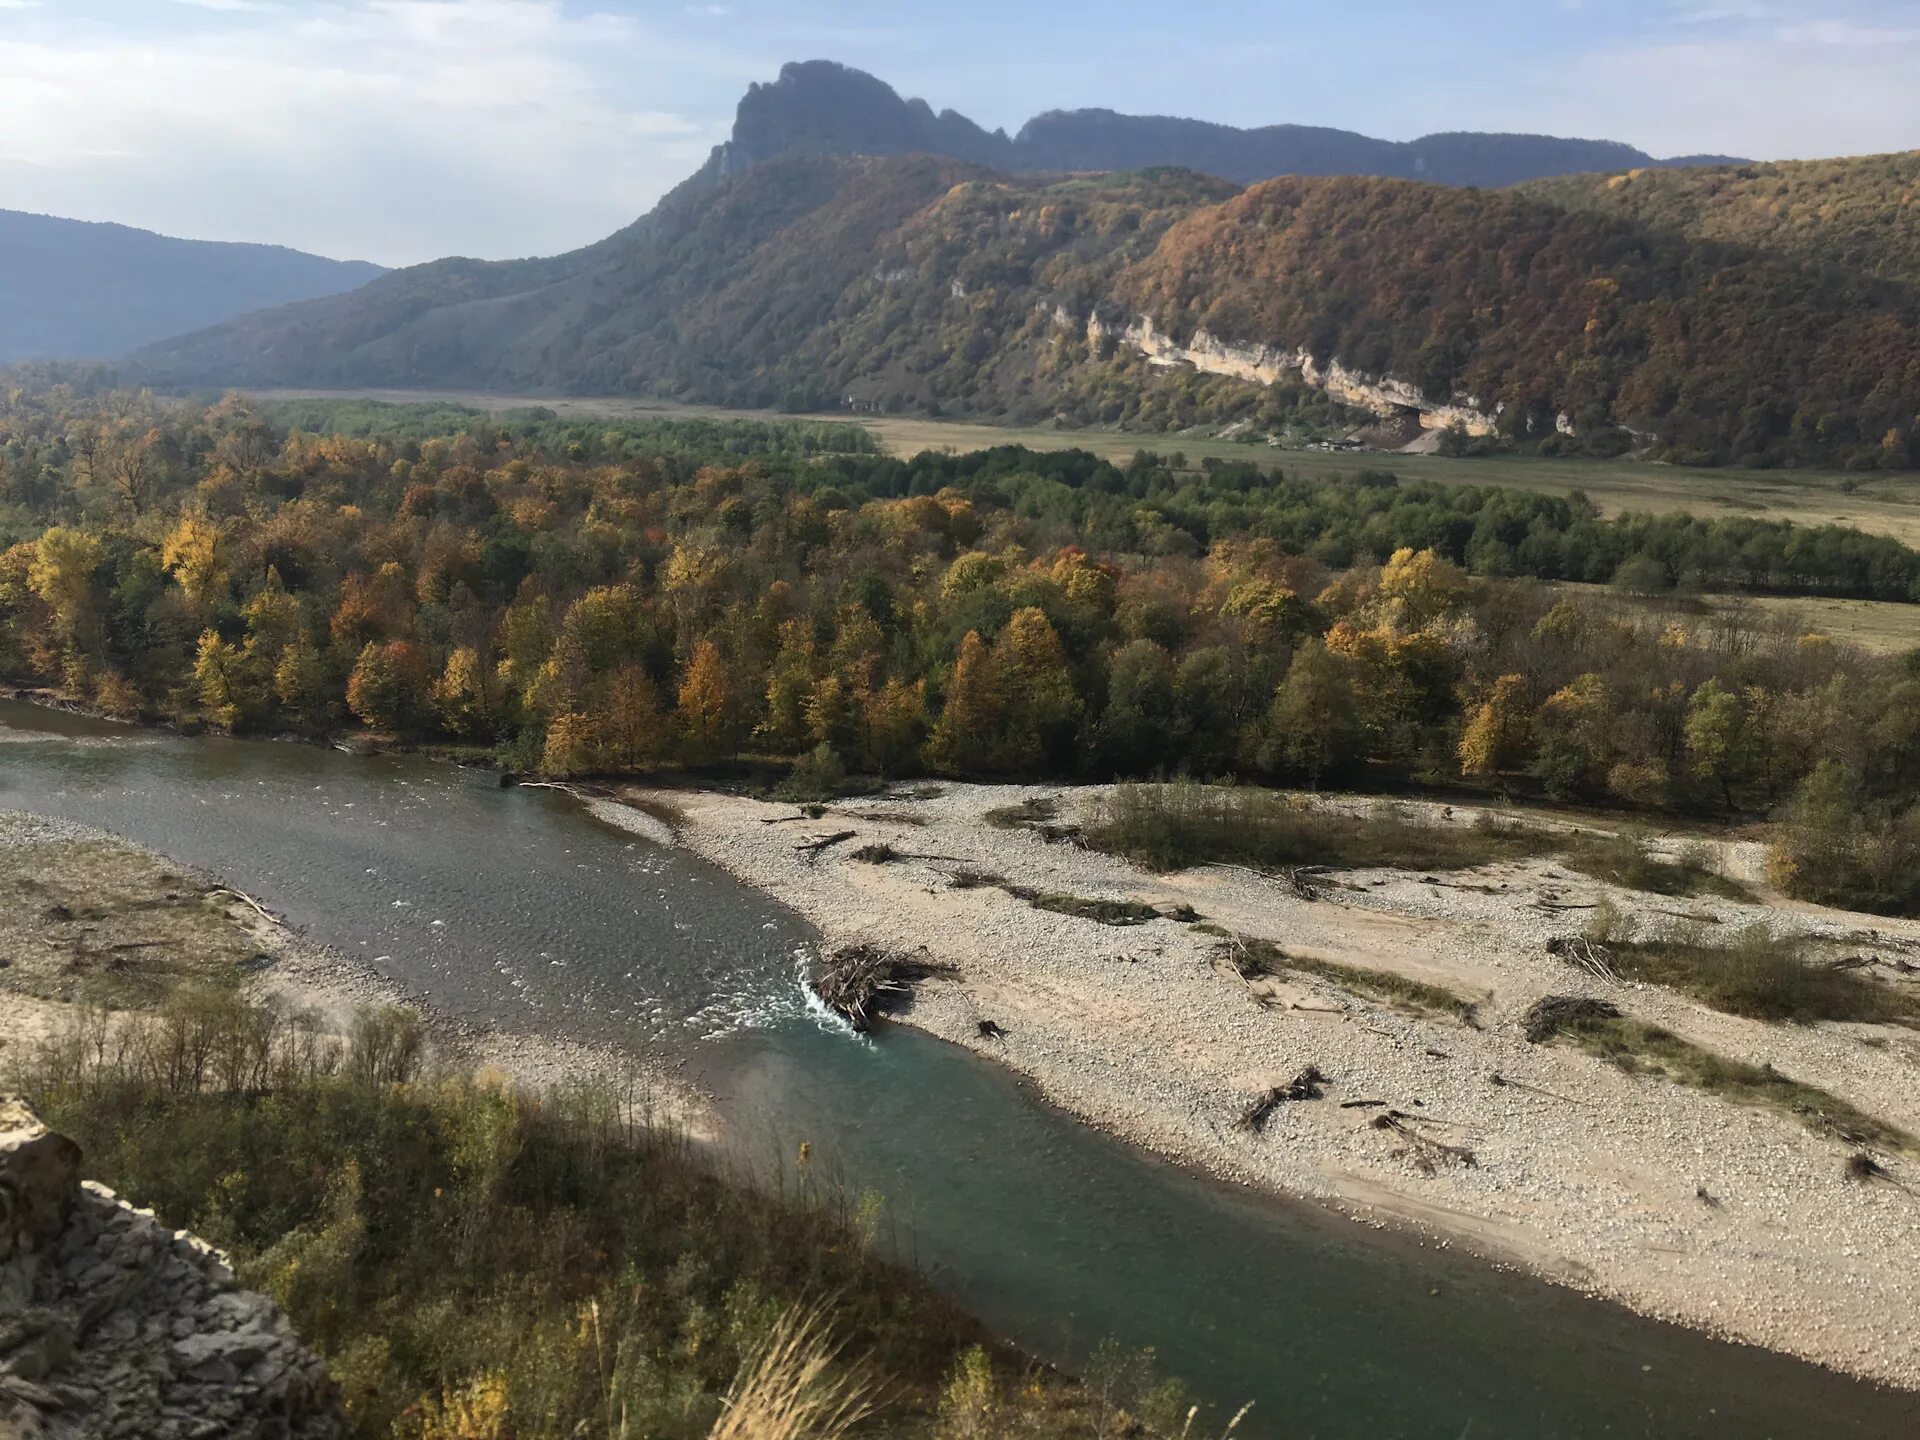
[92,61,1920,469]
[0,210,383,364]
[691,60,1742,191]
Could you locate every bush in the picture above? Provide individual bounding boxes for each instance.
[1561,831,1749,900]
[1606,922,1920,1026]
[1769,763,1920,916]
[774,744,877,803]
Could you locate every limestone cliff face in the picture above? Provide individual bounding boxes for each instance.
[0,1097,346,1440]
[1079,310,1500,436]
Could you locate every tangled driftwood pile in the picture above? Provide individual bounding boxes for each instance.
[1370,1110,1479,1175]
[809,946,956,1032]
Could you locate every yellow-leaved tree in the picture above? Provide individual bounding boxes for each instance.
[161,511,228,613]
[927,630,1005,774]
[1457,674,1532,778]
[677,639,735,759]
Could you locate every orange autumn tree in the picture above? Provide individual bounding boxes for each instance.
[677,638,735,759]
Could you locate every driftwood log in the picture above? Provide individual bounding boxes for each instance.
[205,886,279,925]
[1235,1065,1329,1132]
[795,830,858,859]
[1489,1071,1587,1106]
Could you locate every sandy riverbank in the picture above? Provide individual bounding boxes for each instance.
[613,781,1920,1392]
[0,809,712,1138]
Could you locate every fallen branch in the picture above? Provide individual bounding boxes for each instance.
[852,846,973,866]
[206,886,279,924]
[1370,1110,1478,1174]
[518,779,599,802]
[1284,867,1326,902]
[1489,1071,1588,1107]
[795,830,858,859]
[1845,1152,1912,1193]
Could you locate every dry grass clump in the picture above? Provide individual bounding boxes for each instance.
[0,838,261,1010]
[1520,994,1622,1044]
[1589,907,1920,1025]
[1085,782,1555,876]
[1228,937,1477,1022]
[709,1307,872,1440]
[983,797,1060,831]
[1560,831,1752,901]
[13,992,1153,1440]
[1525,999,1915,1155]
[945,868,1172,927]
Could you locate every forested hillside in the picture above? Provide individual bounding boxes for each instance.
[8,387,1920,918]
[0,210,381,363]
[1114,175,1920,467]
[134,154,1920,471]
[1519,152,1920,286]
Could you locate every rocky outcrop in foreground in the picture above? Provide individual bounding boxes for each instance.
[0,1096,345,1440]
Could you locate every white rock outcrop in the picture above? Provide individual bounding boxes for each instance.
[1073,308,1501,437]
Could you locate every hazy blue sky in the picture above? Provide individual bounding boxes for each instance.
[0,1,1914,267]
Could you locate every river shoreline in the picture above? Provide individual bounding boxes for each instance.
[0,806,718,1141]
[604,780,1920,1395]
[12,693,1920,1429]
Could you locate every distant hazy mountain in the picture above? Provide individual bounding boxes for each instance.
[685,60,1744,191]
[0,210,384,363]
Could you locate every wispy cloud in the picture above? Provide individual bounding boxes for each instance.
[1527,7,1920,161]
[0,0,734,264]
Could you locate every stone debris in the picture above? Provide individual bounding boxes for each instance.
[0,1095,346,1440]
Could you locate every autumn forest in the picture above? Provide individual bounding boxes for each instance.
[4,381,1920,912]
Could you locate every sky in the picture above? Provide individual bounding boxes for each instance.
[0,0,1914,269]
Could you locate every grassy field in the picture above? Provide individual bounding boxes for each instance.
[253,387,1920,545]
[1719,593,1920,652]
[1549,581,1920,654]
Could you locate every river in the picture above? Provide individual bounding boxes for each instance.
[3,699,1914,1439]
